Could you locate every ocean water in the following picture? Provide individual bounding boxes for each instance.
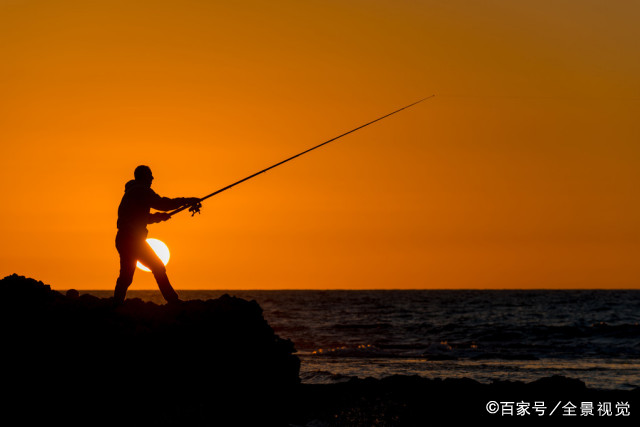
[88,289,640,391]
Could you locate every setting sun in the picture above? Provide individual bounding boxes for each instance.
[137,238,170,272]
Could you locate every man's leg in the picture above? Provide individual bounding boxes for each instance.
[115,242,137,304]
[137,240,180,304]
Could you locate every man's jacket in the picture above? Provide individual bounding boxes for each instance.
[117,180,185,238]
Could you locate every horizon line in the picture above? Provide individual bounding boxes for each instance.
[69,287,640,292]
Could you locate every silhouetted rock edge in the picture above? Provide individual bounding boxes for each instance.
[1,274,637,426]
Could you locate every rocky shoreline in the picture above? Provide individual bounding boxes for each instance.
[292,374,639,425]
[1,274,637,425]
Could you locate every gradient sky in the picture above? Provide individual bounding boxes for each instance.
[1,0,639,290]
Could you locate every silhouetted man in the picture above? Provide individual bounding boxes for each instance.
[114,165,199,304]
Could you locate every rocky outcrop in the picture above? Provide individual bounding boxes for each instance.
[2,274,638,425]
[291,374,640,424]
[0,274,299,425]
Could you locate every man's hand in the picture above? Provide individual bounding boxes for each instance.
[182,197,200,206]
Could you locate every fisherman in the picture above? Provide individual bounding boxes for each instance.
[114,165,199,305]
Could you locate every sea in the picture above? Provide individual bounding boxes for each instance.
[87,289,640,391]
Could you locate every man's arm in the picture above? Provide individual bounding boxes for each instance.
[148,212,171,223]
[149,190,199,212]
[147,196,200,224]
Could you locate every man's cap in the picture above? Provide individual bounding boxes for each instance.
[134,165,152,180]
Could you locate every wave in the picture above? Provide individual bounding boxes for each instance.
[332,323,393,330]
[300,370,354,384]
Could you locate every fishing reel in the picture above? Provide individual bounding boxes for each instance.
[188,202,202,216]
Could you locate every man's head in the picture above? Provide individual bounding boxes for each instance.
[134,165,154,187]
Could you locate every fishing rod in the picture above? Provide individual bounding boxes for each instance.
[168,95,435,218]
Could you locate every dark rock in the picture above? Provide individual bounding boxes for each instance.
[0,274,299,426]
[290,374,640,425]
[2,274,639,425]
[66,288,80,299]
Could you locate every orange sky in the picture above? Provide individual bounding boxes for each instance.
[1,0,639,290]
